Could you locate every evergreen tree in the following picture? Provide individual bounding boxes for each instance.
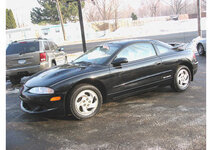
[31,0,84,25]
[6,9,17,29]
[131,12,138,20]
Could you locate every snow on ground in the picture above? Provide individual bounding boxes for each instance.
[59,18,206,45]
[6,77,30,94]
[101,18,206,40]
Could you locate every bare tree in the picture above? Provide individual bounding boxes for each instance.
[201,0,206,11]
[146,0,161,17]
[183,0,188,14]
[84,1,100,22]
[85,0,118,22]
[163,0,185,15]
[111,0,119,29]
[92,0,114,21]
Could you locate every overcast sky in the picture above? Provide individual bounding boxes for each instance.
[6,0,39,26]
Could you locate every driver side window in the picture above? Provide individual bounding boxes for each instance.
[116,43,156,62]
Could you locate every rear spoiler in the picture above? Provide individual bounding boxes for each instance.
[169,42,187,51]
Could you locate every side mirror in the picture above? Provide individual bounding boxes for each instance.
[59,47,64,51]
[112,57,128,66]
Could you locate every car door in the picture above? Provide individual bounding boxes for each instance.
[153,41,179,80]
[108,42,164,97]
[43,41,55,67]
[50,41,66,65]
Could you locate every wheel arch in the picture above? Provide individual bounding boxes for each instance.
[197,42,204,49]
[178,62,193,81]
[64,78,107,114]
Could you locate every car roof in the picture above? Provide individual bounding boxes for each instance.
[105,39,154,47]
[11,38,48,44]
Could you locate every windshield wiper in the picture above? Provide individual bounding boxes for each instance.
[75,61,92,65]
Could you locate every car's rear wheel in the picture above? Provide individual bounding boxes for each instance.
[9,76,21,85]
[65,56,68,64]
[171,65,191,92]
[197,44,205,56]
[68,84,103,120]
[51,61,56,67]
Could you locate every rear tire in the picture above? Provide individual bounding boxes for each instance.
[68,84,103,120]
[171,65,191,92]
[65,56,68,64]
[9,76,21,85]
[197,44,205,56]
[51,61,56,67]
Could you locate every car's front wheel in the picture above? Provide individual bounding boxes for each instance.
[68,84,103,120]
[171,65,191,92]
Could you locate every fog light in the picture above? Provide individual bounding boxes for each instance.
[50,96,61,101]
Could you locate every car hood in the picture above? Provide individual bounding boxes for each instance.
[25,63,104,88]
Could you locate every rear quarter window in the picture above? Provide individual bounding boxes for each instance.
[6,41,40,55]
[156,45,171,54]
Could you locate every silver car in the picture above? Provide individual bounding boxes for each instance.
[197,38,206,56]
[6,38,67,85]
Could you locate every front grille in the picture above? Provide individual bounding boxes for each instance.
[23,102,47,112]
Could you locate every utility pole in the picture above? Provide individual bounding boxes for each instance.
[56,0,67,41]
[197,0,202,37]
[77,0,87,52]
[66,0,87,52]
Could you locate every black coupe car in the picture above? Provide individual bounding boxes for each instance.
[19,39,198,120]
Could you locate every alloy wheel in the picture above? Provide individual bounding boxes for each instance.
[176,69,190,90]
[74,89,99,116]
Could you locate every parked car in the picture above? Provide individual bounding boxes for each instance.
[19,39,198,120]
[6,38,67,85]
[196,38,206,56]
[169,15,178,21]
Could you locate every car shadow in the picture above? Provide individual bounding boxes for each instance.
[7,86,176,123]
[6,110,78,123]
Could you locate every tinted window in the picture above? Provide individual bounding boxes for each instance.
[43,41,50,50]
[6,41,39,55]
[116,43,156,62]
[74,45,120,65]
[156,45,171,54]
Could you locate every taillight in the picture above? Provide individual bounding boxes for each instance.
[40,52,46,62]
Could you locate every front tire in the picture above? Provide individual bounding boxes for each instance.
[68,84,103,120]
[171,65,191,92]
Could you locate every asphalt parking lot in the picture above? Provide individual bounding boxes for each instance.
[6,55,206,150]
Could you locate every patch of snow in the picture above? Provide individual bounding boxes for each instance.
[101,18,206,40]
[6,88,20,94]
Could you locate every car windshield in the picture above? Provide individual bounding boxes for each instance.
[6,41,39,55]
[74,44,120,65]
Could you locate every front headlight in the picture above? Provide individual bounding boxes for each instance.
[28,87,54,94]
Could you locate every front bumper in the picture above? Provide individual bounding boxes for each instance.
[20,101,58,114]
[19,85,66,114]
[193,61,198,75]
